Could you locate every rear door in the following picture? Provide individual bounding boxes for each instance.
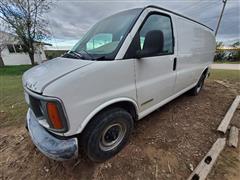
[126,12,177,112]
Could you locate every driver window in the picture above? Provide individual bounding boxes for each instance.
[139,14,174,54]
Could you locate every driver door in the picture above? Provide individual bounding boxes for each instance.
[129,13,177,112]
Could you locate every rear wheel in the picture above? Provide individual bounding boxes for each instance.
[81,108,133,162]
[189,73,206,96]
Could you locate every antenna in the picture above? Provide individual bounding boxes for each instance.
[215,0,228,36]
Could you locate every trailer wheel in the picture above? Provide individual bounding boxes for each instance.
[80,108,133,162]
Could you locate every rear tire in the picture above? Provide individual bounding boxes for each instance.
[189,73,206,96]
[80,108,134,162]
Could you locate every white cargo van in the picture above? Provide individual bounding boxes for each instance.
[23,6,216,162]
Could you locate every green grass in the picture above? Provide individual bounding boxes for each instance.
[0,65,32,127]
[0,75,27,127]
[0,66,239,128]
[0,65,32,76]
[210,69,240,81]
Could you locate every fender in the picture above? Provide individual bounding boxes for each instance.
[76,97,139,134]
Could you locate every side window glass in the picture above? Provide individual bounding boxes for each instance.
[139,14,173,55]
[140,37,145,49]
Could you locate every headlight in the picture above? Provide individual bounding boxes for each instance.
[27,90,68,133]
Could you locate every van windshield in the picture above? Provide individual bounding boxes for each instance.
[65,8,142,60]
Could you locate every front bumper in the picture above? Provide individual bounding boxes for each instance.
[26,109,78,161]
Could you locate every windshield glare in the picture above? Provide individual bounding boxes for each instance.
[70,8,142,60]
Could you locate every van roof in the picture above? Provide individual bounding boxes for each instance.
[144,5,214,32]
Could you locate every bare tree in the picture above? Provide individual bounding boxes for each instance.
[231,41,240,48]
[0,0,51,65]
[0,32,8,67]
[216,41,224,49]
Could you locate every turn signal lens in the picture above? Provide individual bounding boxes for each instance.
[47,102,63,129]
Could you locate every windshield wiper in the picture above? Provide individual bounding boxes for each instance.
[79,49,95,60]
[64,50,109,61]
[69,50,84,58]
[62,50,83,59]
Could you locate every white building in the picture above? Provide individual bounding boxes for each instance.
[0,31,51,65]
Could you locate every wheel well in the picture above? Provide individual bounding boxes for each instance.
[95,101,138,121]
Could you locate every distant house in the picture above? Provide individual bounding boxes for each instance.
[0,31,51,65]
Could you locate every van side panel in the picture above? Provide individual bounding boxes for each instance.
[174,16,215,93]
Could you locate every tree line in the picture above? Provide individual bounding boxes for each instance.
[215,41,240,62]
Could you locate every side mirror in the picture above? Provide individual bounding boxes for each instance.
[136,30,164,59]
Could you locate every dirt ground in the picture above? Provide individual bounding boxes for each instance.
[0,79,239,180]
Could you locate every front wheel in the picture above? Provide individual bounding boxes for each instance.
[80,108,134,162]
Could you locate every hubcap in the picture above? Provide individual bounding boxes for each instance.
[99,122,126,151]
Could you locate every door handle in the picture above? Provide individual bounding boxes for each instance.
[173,58,177,71]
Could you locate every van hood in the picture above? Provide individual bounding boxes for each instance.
[22,57,94,93]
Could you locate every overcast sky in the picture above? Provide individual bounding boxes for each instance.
[46,0,239,48]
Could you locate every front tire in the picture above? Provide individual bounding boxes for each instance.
[81,108,134,162]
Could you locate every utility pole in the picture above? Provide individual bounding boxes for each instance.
[215,0,228,36]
